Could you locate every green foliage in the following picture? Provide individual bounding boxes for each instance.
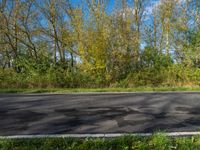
[149,133,172,150]
[0,1,200,89]
[2,62,200,88]
[2,135,200,150]
[183,30,200,68]
[0,58,93,88]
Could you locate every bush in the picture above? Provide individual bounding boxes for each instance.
[115,64,200,88]
[1,62,200,89]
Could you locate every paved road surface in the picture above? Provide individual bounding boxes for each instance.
[1,92,200,136]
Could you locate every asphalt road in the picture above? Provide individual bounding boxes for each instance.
[1,92,200,136]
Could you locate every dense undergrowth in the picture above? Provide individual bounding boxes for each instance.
[1,64,200,89]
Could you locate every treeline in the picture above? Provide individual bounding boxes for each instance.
[0,0,199,88]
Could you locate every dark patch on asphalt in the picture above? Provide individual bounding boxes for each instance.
[5,110,46,122]
[143,123,187,133]
[54,107,174,130]
[49,117,83,133]
[185,118,200,125]
[0,110,46,135]
[176,106,200,114]
[55,107,141,129]
[153,112,167,119]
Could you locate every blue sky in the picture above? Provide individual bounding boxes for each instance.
[70,0,160,15]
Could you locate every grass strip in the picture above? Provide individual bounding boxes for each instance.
[1,86,200,94]
[1,133,200,150]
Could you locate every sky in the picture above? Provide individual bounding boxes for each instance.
[69,0,163,17]
[70,0,189,15]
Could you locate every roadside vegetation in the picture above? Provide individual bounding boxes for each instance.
[1,86,200,93]
[0,0,199,90]
[1,134,200,150]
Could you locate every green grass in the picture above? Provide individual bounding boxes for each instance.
[1,134,200,150]
[1,86,200,93]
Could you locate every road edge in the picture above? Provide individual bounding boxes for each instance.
[1,132,200,139]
